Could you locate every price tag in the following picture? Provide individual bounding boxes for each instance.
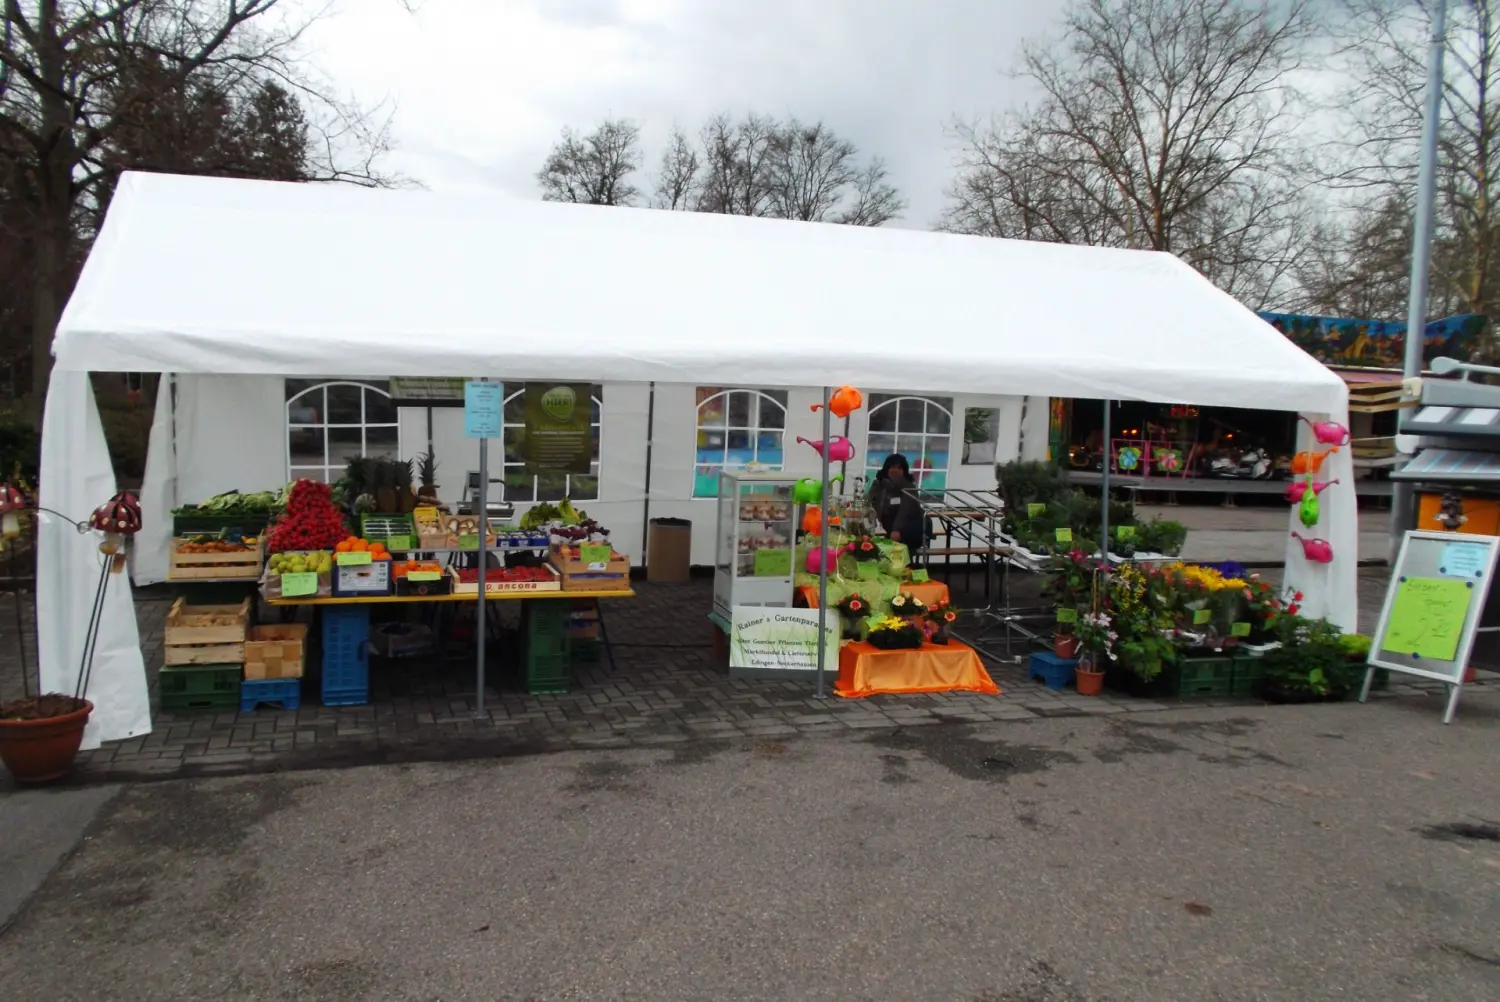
[1056,607,1078,624]
[1055,527,1073,543]
[280,572,318,597]
[458,534,479,551]
[1116,525,1135,540]
[385,535,413,551]
[1193,607,1213,625]
[581,544,613,566]
[1230,621,1252,637]
[407,571,442,582]
[753,548,792,577]
[911,569,930,583]
[337,551,372,566]
[1027,503,1046,518]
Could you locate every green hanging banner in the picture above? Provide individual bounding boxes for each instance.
[523,383,594,474]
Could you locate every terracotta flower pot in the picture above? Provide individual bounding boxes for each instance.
[1054,633,1081,659]
[1075,664,1105,696]
[0,699,93,785]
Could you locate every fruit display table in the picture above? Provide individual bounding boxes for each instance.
[833,640,999,699]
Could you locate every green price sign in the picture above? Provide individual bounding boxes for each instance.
[336,551,372,566]
[1056,607,1078,624]
[1027,503,1046,518]
[458,534,479,551]
[1055,527,1073,543]
[753,547,792,577]
[407,571,443,582]
[280,572,317,597]
[1116,525,1135,540]
[1230,621,1252,637]
[580,544,613,566]
[1193,607,1213,625]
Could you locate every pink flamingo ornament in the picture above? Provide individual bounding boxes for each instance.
[1284,478,1339,503]
[1290,532,1334,564]
[805,543,852,575]
[797,435,857,464]
[1299,417,1351,447]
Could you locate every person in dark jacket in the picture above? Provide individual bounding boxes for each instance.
[869,453,926,549]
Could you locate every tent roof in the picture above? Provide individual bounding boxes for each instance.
[55,171,1345,413]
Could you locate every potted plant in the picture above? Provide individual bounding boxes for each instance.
[1073,610,1113,696]
[1104,563,1182,694]
[1043,550,1094,657]
[866,616,924,650]
[923,600,960,645]
[0,485,139,784]
[835,592,871,639]
[1260,615,1357,702]
[848,534,883,581]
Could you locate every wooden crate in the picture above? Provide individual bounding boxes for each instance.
[450,564,562,595]
[551,546,631,592]
[167,537,264,581]
[243,624,308,679]
[164,597,250,666]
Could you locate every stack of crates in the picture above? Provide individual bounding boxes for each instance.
[524,602,573,694]
[321,606,370,706]
[569,601,602,665]
[159,598,249,713]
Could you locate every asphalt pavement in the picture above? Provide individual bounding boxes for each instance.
[2,690,1499,1002]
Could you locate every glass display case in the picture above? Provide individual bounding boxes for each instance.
[713,471,798,620]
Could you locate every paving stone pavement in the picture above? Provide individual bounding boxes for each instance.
[1,565,1488,785]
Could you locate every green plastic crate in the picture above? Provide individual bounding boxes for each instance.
[1230,655,1265,697]
[1175,656,1235,698]
[159,663,241,713]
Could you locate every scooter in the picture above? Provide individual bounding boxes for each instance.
[1207,447,1273,480]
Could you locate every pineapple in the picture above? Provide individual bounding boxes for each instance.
[393,459,415,513]
[373,460,397,514]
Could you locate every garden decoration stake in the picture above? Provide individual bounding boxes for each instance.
[77,493,143,703]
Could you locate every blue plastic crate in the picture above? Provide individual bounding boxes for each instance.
[1028,651,1078,691]
[322,685,369,707]
[321,606,370,698]
[240,677,301,712]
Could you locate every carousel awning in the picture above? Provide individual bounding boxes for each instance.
[1390,448,1500,483]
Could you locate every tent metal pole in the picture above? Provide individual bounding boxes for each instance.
[816,387,832,699]
[475,416,489,718]
[640,381,656,570]
[1100,400,1111,561]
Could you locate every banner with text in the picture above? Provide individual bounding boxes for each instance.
[730,607,839,672]
[523,383,594,474]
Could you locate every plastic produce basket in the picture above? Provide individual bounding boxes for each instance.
[320,606,370,703]
[1175,656,1235,698]
[159,663,241,713]
[240,677,302,712]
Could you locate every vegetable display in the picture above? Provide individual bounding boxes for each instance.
[265,480,348,553]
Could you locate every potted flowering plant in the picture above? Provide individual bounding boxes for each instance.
[1072,609,1114,695]
[866,615,924,650]
[924,600,960,645]
[1105,563,1180,688]
[1043,550,1095,658]
[848,533,883,581]
[835,592,871,638]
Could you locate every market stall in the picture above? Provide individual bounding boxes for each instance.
[39,171,1357,748]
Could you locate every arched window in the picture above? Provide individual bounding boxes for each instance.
[286,380,400,482]
[864,394,953,491]
[694,387,788,497]
[501,386,603,502]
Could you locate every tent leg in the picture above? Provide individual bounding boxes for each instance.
[475,434,489,718]
[815,387,832,699]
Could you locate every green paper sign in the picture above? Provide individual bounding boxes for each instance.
[523,382,595,474]
[911,569,930,583]
[1116,525,1135,540]
[337,551,372,566]
[1383,576,1471,661]
[1193,607,1212,625]
[1056,607,1078,624]
[385,535,413,551]
[580,543,613,566]
[1055,527,1073,543]
[458,534,479,551]
[1230,621,1252,637]
[1027,503,1046,518]
[753,547,792,577]
[407,571,442,582]
[281,572,318,597]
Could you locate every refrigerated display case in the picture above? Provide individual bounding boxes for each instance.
[712,471,797,620]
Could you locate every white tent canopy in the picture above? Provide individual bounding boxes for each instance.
[40,171,1357,747]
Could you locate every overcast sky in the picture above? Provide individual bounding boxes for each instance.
[298,0,1060,227]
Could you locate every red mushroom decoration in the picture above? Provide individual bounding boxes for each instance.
[90,491,142,572]
[0,483,27,544]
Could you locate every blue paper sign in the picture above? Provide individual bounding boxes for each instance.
[464,381,503,438]
[1439,542,1488,579]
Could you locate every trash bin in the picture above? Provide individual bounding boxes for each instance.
[647,517,692,583]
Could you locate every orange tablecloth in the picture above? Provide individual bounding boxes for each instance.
[798,581,951,608]
[835,640,999,699]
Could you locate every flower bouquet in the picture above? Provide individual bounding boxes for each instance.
[848,534,883,581]
[866,615,924,650]
[835,592,871,639]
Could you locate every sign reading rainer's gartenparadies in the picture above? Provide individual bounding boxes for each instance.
[729,607,839,680]
[1364,530,1500,724]
[522,383,594,474]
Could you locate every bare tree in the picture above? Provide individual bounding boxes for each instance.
[1329,0,1500,331]
[942,0,1317,308]
[536,119,642,205]
[1,0,400,412]
[694,112,778,217]
[653,125,700,210]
